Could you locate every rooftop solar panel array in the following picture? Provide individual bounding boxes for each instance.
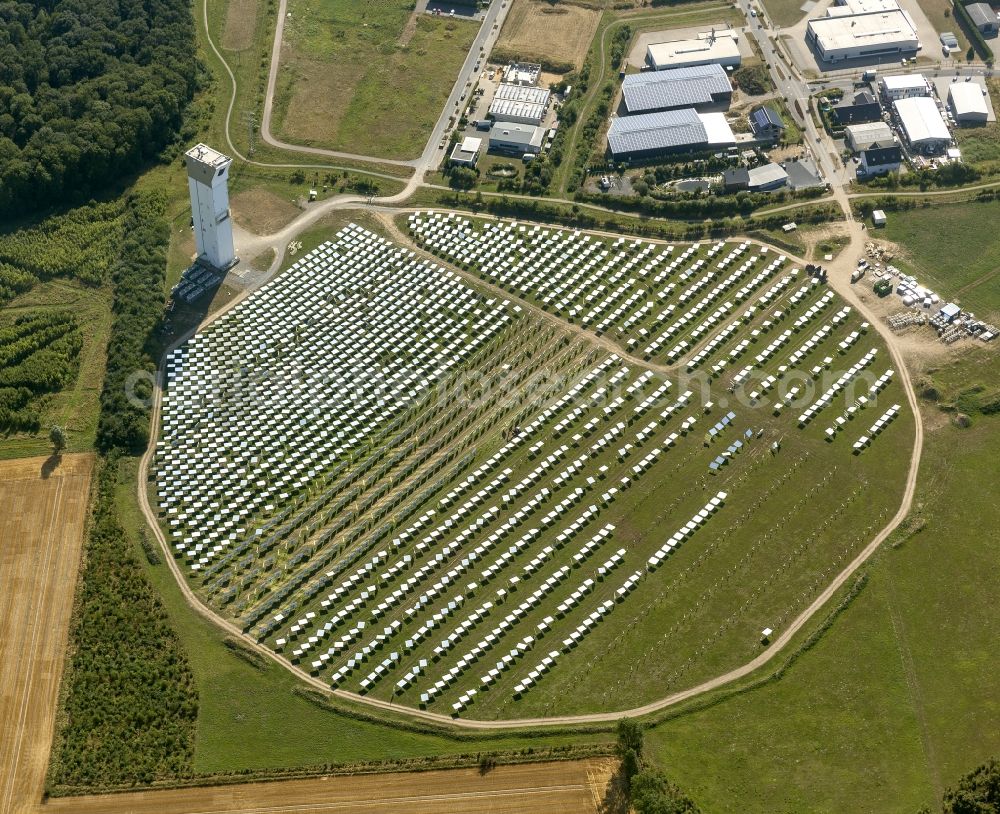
[607,109,708,156]
[622,64,731,114]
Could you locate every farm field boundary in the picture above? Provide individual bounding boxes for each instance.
[37,759,613,814]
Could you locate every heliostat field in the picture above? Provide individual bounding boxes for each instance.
[153,217,914,720]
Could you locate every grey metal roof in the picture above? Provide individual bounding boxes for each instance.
[607,109,708,156]
[966,2,996,27]
[621,64,731,113]
[747,162,789,187]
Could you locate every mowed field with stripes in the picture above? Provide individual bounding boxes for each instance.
[0,455,93,814]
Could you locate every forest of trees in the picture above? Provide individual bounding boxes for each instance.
[48,457,198,790]
[0,0,197,217]
[96,190,168,453]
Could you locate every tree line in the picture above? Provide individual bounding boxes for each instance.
[0,0,197,217]
[48,190,197,793]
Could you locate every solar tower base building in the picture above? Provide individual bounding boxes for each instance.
[185,143,237,271]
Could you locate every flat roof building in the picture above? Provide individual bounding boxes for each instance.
[646,30,742,70]
[880,73,929,101]
[872,208,887,226]
[503,62,541,86]
[845,120,894,151]
[489,123,545,155]
[489,83,551,125]
[833,0,899,13]
[965,2,998,36]
[894,96,951,152]
[948,82,989,123]
[806,8,920,62]
[621,64,732,114]
[606,108,735,161]
[747,162,789,191]
[450,136,483,167]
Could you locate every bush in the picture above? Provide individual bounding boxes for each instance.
[631,769,701,814]
[734,64,772,95]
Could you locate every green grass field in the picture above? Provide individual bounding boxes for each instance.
[758,0,808,28]
[954,80,1000,171]
[196,0,414,179]
[878,199,1000,319]
[269,0,477,159]
[641,347,1000,813]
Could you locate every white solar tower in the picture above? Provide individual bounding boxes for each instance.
[185,143,236,270]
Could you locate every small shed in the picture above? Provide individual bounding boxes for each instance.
[939,302,961,322]
[871,209,887,227]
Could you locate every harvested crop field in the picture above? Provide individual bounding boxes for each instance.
[40,759,613,814]
[493,0,601,73]
[0,454,93,814]
[221,0,259,51]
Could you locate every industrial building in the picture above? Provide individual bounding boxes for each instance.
[859,144,902,175]
[606,109,735,161]
[806,7,920,63]
[880,73,929,101]
[621,64,732,114]
[832,90,882,125]
[845,121,895,151]
[185,143,236,271]
[747,162,789,191]
[948,82,990,123]
[489,123,545,155]
[894,97,951,152]
[489,83,551,125]
[450,136,482,167]
[832,0,899,13]
[645,30,742,70]
[965,2,998,36]
[503,62,541,86]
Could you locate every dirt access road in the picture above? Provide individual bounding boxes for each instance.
[0,454,94,814]
[39,760,613,814]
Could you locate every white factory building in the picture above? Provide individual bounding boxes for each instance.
[845,121,895,151]
[948,82,989,124]
[646,30,742,71]
[806,1,920,62]
[894,97,951,152]
[489,123,545,155]
[489,83,551,125]
[880,73,930,101]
